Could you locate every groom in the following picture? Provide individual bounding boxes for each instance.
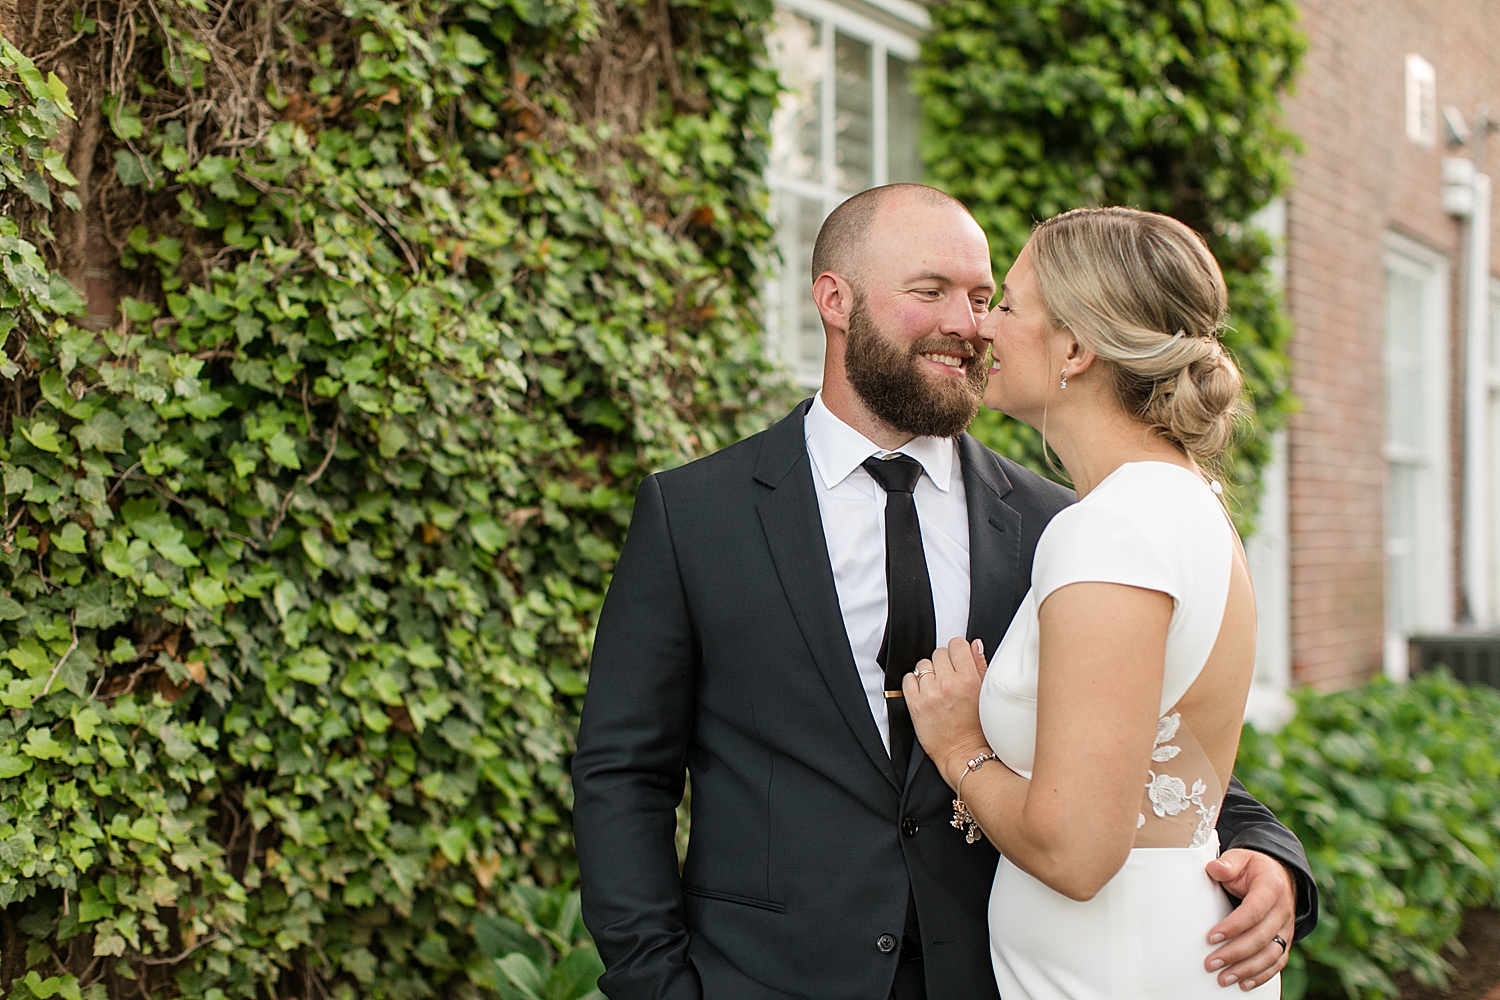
[573,184,1316,1000]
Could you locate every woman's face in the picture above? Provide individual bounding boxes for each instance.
[980,243,1064,422]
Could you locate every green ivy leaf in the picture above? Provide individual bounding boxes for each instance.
[70,410,126,452]
[22,972,60,999]
[300,528,329,569]
[190,575,228,608]
[285,648,332,685]
[54,522,86,553]
[8,639,51,677]
[73,582,127,628]
[157,724,197,762]
[378,421,409,458]
[71,706,101,743]
[22,728,65,760]
[266,430,301,469]
[328,600,359,634]
[469,516,509,553]
[113,149,146,187]
[45,72,75,118]
[130,514,201,567]
[183,390,232,419]
[3,466,34,497]
[0,749,33,779]
[20,419,64,453]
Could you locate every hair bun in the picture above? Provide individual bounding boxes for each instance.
[1028,207,1244,461]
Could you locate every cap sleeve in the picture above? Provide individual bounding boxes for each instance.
[1032,501,1180,607]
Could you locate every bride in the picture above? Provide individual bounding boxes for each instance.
[905,207,1280,999]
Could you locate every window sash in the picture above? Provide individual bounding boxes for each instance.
[765,1,923,385]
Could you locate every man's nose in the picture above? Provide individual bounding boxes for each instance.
[938,295,981,336]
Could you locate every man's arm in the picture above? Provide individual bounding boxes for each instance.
[1202,776,1319,990]
[573,475,702,1000]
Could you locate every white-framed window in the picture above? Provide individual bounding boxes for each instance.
[1383,233,1452,679]
[766,0,926,386]
[1405,53,1437,148]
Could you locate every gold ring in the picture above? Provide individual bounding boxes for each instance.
[914,669,935,678]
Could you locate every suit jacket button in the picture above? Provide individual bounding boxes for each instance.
[877,933,897,954]
[901,817,918,837]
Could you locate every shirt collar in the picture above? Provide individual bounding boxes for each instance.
[804,392,955,493]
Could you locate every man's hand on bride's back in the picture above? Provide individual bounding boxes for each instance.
[905,637,993,788]
[1202,849,1296,991]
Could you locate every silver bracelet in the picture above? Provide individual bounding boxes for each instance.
[950,751,998,844]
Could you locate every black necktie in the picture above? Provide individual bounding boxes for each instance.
[862,454,936,781]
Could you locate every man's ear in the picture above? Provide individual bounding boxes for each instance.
[812,272,856,334]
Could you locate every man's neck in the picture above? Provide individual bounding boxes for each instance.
[818,382,915,452]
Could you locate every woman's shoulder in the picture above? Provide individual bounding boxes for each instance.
[1033,462,1228,600]
[1087,461,1222,525]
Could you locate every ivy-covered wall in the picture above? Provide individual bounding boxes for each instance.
[918,0,1305,519]
[0,0,1309,997]
[0,0,785,996]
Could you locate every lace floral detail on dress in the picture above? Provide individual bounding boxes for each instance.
[1140,713,1220,849]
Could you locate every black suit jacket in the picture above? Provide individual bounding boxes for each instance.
[573,400,1316,1000]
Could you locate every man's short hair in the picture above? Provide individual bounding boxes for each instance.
[810,184,975,286]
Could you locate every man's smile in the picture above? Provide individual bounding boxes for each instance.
[920,351,967,368]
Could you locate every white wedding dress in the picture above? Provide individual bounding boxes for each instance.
[978,462,1278,1000]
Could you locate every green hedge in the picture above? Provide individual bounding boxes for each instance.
[1237,671,1500,1000]
[0,0,785,996]
[917,0,1305,520]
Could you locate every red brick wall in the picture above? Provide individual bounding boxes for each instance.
[1282,0,1500,689]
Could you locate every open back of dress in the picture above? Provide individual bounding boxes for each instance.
[978,461,1275,1000]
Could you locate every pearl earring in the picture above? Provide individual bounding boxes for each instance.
[1059,369,1068,390]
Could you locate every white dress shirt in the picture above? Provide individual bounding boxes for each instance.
[804,393,972,751]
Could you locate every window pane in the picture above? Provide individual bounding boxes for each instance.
[887,54,923,184]
[834,32,873,193]
[769,12,822,182]
[1385,268,1425,452]
[1387,461,1420,635]
[1489,288,1500,367]
[772,192,828,380]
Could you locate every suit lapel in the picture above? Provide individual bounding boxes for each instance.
[959,434,1025,657]
[756,402,901,789]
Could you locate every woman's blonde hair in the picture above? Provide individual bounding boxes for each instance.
[1029,206,1244,460]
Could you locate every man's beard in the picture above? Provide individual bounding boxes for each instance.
[843,298,987,439]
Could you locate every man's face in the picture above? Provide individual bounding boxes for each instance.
[841,199,995,438]
[844,292,989,438]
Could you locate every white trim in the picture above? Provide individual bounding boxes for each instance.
[1382,231,1454,679]
[1405,54,1437,148]
[872,44,890,187]
[778,0,923,55]
[1244,198,1293,730]
[1487,275,1500,622]
[844,0,931,31]
[1245,430,1294,730]
[1463,173,1492,623]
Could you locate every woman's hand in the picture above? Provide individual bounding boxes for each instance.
[904,636,993,789]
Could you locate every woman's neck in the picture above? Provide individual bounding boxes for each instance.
[1045,408,1193,499]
